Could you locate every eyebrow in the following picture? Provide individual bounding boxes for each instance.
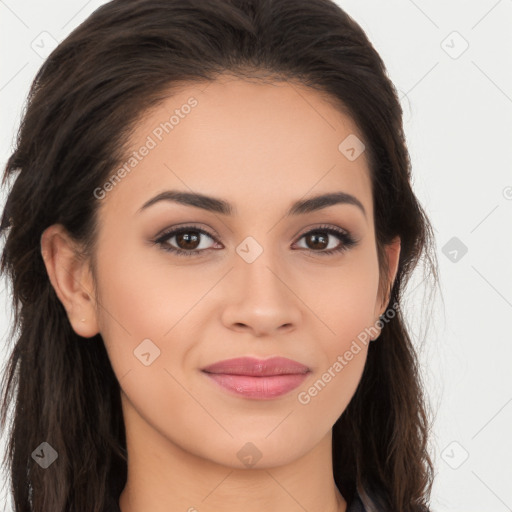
[138,190,367,219]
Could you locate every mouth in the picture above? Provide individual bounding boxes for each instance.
[201,356,311,399]
[202,373,310,399]
[201,355,310,376]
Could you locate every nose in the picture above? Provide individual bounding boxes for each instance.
[220,246,302,337]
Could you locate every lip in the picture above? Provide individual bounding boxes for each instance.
[201,356,310,376]
[201,356,311,400]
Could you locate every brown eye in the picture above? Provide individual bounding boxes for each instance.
[294,225,358,256]
[175,231,201,250]
[154,224,358,258]
[304,232,329,250]
[155,226,218,256]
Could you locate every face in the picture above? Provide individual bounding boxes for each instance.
[48,76,400,470]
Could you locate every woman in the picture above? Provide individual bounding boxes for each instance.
[0,0,438,511]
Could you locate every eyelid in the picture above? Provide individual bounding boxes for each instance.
[153,222,358,256]
[292,224,358,253]
[153,222,220,241]
[153,224,220,254]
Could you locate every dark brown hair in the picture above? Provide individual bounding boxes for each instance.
[0,0,439,511]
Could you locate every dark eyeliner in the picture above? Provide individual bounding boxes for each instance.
[153,223,359,257]
[153,224,218,257]
[296,224,358,256]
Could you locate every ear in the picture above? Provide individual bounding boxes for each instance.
[375,235,401,318]
[40,224,100,338]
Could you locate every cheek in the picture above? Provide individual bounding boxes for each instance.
[94,239,207,338]
[304,256,380,347]
[93,238,220,386]
[294,305,370,436]
[301,254,378,406]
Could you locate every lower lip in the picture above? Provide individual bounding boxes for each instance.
[202,372,309,399]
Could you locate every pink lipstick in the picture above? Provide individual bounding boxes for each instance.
[201,356,311,399]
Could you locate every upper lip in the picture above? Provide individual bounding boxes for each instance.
[201,356,311,376]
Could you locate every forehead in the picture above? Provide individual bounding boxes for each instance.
[98,76,373,222]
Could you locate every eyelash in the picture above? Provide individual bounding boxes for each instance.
[154,224,358,258]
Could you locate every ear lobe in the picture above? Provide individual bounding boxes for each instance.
[40,224,100,338]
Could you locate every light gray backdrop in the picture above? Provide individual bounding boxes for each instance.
[1,1,511,511]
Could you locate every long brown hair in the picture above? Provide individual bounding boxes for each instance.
[0,1,439,510]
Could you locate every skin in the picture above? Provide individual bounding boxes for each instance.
[41,76,400,512]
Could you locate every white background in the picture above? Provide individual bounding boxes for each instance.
[1,1,511,511]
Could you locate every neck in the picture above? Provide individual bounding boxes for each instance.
[118,398,346,512]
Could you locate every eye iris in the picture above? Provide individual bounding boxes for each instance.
[176,231,200,250]
[307,232,328,250]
